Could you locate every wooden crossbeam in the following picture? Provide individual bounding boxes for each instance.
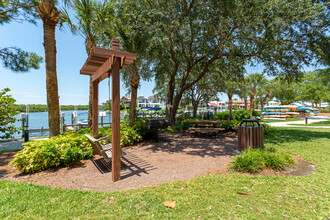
[91,56,114,82]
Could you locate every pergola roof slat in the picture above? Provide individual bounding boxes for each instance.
[80,46,136,77]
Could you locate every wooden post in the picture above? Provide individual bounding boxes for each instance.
[80,38,136,183]
[112,39,121,182]
[92,81,99,138]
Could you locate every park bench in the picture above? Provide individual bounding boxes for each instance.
[85,134,123,162]
[188,121,224,135]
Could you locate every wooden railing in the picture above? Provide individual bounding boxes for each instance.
[63,123,112,131]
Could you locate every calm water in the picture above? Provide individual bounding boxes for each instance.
[4,110,113,139]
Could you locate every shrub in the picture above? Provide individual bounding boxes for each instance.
[216,110,259,121]
[165,126,174,133]
[120,125,142,146]
[320,108,330,113]
[260,122,270,134]
[221,120,240,131]
[253,110,261,117]
[10,131,93,174]
[216,111,231,120]
[233,110,250,121]
[96,126,142,146]
[176,111,194,122]
[10,125,143,174]
[133,117,158,140]
[230,148,294,173]
[175,119,193,131]
[221,120,270,134]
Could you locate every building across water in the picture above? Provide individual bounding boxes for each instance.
[121,95,165,109]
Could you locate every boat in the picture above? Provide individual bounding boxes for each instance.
[262,106,301,118]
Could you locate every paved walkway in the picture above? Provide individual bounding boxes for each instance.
[266,116,330,128]
[0,140,24,152]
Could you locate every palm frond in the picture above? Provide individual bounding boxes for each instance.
[59,7,79,36]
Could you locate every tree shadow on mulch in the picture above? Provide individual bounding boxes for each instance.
[0,151,17,166]
[143,132,237,158]
[0,169,8,178]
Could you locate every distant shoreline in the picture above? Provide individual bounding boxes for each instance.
[14,104,89,113]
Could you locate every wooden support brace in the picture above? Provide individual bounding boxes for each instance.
[120,56,126,69]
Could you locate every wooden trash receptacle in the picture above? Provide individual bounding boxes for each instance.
[238,119,264,151]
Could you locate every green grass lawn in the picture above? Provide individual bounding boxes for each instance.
[260,118,304,123]
[1,127,329,219]
[289,119,330,126]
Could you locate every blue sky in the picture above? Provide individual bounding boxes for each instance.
[0,17,321,105]
[0,19,155,105]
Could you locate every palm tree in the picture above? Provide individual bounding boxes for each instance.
[35,0,61,137]
[246,73,265,119]
[113,2,152,127]
[256,77,268,111]
[60,0,114,128]
[237,75,249,110]
[117,27,140,127]
[211,70,242,120]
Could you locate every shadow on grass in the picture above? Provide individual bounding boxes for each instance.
[265,127,330,145]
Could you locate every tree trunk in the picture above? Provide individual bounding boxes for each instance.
[250,95,254,119]
[228,93,233,120]
[166,79,175,126]
[312,102,314,108]
[88,77,93,128]
[259,94,264,111]
[129,63,139,127]
[244,97,248,110]
[319,102,322,110]
[168,92,183,127]
[266,90,270,106]
[192,102,198,118]
[86,37,96,128]
[250,86,256,119]
[36,0,61,138]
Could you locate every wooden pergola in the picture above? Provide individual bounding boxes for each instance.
[80,39,136,181]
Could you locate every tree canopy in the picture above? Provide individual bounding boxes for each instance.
[0,0,43,72]
[133,0,329,125]
[0,88,19,139]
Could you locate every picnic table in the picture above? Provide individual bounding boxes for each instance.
[191,120,223,128]
[189,120,224,134]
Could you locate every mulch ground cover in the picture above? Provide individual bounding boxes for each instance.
[0,132,314,192]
